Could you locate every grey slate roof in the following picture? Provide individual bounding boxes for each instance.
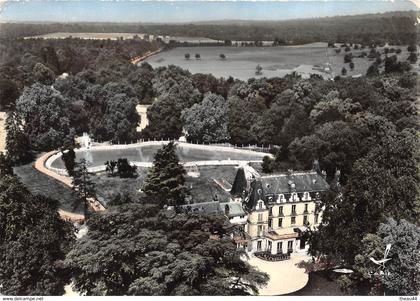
[180,201,222,215]
[244,171,330,210]
[261,172,329,194]
[219,202,246,217]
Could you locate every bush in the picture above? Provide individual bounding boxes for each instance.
[116,158,137,178]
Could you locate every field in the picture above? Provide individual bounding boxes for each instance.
[144,42,417,80]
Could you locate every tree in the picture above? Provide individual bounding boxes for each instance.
[142,142,188,208]
[344,53,353,63]
[349,62,355,71]
[407,45,417,52]
[15,83,74,151]
[219,53,226,60]
[181,93,230,143]
[261,156,274,173]
[33,62,55,85]
[71,159,96,218]
[5,111,33,165]
[185,53,190,60]
[0,79,19,110]
[346,218,420,295]
[341,67,347,76]
[144,71,201,140]
[255,64,263,75]
[375,218,419,295]
[384,55,411,74]
[306,127,418,265]
[61,148,76,177]
[0,175,75,295]
[0,152,13,176]
[116,158,137,178]
[407,52,417,64]
[366,62,379,77]
[65,204,269,295]
[195,53,201,60]
[105,160,117,176]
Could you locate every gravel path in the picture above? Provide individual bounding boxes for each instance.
[248,254,310,295]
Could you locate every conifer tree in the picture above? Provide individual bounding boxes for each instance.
[142,142,188,208]
[72,159,96,218]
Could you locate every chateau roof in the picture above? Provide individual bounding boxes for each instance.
[219,202,246,217]
[261,171,329,194]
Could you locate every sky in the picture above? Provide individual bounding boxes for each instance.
[0,0,418,23]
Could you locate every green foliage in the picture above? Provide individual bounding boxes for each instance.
[181,93,230,143]
[142,142,188,208]
[15,83,74,151]
[261,156,274,173]
[65,204,269,295]
[71,159,96,218]
[0,79,19,110]
[143,67,201,140]
[116,158,137,178]
[5,111,33,165]
[0,152,13,176]
[33,62,55,85]
[61,148,76,177]
[384,55,411,74]
[0,175,75,295]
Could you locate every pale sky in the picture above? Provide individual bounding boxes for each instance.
[0,0,418,23]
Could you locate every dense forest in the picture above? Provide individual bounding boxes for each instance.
[0,11,418,45]
[0,19,418,295]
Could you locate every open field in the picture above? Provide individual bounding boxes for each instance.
[144,43,418,80]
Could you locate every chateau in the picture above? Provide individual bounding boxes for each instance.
[229,166,330,256]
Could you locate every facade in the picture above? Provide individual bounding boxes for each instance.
[230,167,330,256]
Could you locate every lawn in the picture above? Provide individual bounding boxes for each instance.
[92,165,239,205]
[14,162,83,214]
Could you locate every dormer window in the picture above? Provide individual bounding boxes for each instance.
[292,192,299,202]
[278,194,285,203]
[257,200,263,210]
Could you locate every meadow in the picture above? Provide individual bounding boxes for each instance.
[144,42,416,80]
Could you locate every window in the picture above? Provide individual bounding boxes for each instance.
[258,213,263,222]
[258,225,264,236]
[291,216,296,225]
[303,215,308,225]
[277,242,283,254]
[268,218,272,229]
[287,240,293,253]
[304,204,308,213]
[268,241,272,252]
[257,240,262,251]
[315,214,319,224]
[292,205,296,214]
[258,201,263,209]
[269,207,273,216]
[279,206,283,215]
[278,218,283,228]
